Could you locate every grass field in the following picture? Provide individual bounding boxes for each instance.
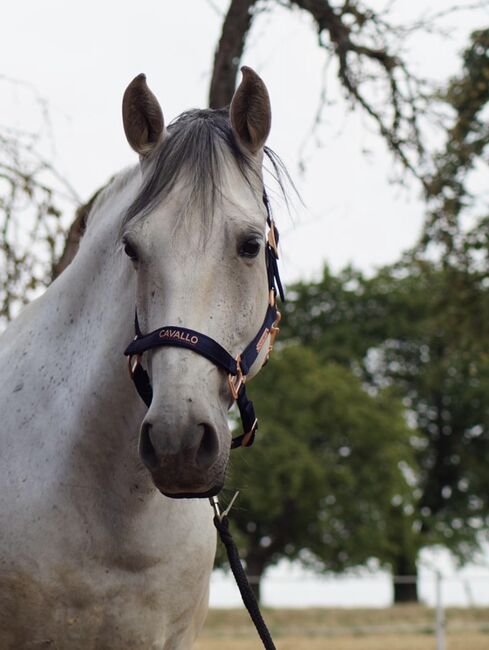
[195,606,489,649]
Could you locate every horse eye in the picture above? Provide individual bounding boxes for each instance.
[239,239,261,259]
[123,239,138,261]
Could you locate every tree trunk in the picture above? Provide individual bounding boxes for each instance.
[392,555,419,603]
[208,0,258,108]
[245,555,266,604]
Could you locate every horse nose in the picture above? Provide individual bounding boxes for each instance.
[139,419,220,472]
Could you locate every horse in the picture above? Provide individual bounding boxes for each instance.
[0,67,283,649]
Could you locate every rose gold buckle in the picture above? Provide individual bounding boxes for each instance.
[268,221,279,258]
[128,354,142,379]
[268,310,282,354]
[228,355,245,400]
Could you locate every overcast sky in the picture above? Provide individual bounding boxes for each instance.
[2,0,487,285]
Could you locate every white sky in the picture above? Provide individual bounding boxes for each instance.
[2,0,489,604]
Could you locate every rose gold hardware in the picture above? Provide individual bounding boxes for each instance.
[267,221,279,258]
[256,328,270,353]
[228,355,245,401]
[268,310,282,356]
[128,354,142,378]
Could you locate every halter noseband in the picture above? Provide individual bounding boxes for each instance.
[124,193,284,449]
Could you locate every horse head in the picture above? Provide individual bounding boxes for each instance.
[120,68,277,498]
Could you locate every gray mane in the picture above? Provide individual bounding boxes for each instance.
[122,108,291,232]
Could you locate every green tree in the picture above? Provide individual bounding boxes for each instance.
[220,344,415,602]
[279,255,489,601]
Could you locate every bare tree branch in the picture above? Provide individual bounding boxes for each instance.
[286,0,429,179]
[0,78,79,325]
[209,0,438,180]
[209,0,259,108]
[204,0,225,17]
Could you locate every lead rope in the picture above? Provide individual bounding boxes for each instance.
[210,495,276,650]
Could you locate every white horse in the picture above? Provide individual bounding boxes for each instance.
[0,67,278,649]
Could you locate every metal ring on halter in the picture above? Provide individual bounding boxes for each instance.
[267,220,279,258]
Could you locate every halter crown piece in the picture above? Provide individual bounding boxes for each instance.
[124,192,284,449]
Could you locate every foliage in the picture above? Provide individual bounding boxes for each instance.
[370,261,489,557]
[218,344,415,598]
[277,254,489,585]
[423,28,489,259]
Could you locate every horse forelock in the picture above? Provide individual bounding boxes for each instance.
[121,108,261,235]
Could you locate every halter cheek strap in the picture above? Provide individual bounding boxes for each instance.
[124,193,283,449]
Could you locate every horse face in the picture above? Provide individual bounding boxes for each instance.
[121,69,272,498]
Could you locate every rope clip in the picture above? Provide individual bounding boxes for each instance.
[209,491,240,522]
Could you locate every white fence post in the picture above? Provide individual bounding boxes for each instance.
[435,570,446,650]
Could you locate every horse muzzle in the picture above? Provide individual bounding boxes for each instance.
[138,419,229,499]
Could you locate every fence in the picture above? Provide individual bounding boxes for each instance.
[209,567,489,647]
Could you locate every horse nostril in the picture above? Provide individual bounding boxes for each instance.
[139,422,159,470]
[195,423,219,470]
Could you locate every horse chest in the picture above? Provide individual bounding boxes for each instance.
[0,567,208,649]
[0,524,214,649]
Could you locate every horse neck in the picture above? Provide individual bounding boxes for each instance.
[61,169,138,390]
[43,169,149,487]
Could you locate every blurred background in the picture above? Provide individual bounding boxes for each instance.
[1,1,489,647]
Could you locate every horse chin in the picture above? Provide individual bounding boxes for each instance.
[148,470,225,500]
[159,483,224,500]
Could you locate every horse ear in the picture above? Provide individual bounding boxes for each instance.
[230,67,271,154]
[122,74,165,156]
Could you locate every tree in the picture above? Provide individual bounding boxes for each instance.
[278,252,489,601]
[365,261,489,597]
[277,29,489,600]
[219,344,415,602]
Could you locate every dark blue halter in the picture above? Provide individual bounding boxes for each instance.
[124,193,284,449]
